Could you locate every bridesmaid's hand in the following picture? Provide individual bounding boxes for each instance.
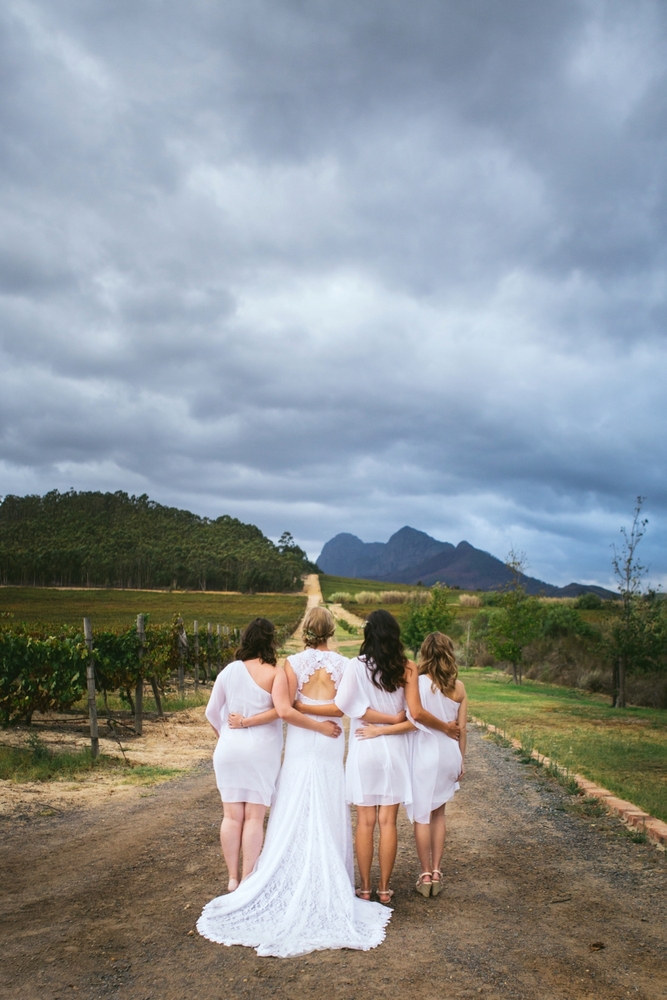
[392,711,407,724]
[443,721,460,740]
[356,724,384,739]
[319,720,342,738]
[228,713,245,729]
[457,762,465,780]
[292,701,307,713]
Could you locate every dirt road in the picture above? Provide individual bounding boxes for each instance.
[2,725,665,1000]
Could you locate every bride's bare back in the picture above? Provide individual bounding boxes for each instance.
[300,667,337,701]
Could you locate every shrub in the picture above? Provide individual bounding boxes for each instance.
[481,591,503,607]
[575,592,603,610]
[459,594,481,607]
[354,591,380,604]
[328,592,352,603]
[402,587,458,653]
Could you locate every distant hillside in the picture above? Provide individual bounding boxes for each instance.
[317,527,615,598]
[0,490,312,593]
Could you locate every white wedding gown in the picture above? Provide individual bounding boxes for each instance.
[197,648,391,957]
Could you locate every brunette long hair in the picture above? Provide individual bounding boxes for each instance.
[419,632,458,695]
[235,618,277,665]
[359,609,407,693]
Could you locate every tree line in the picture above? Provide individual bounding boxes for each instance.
[0,490,314,593]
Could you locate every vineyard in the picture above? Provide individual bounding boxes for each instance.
[0,591,306,728]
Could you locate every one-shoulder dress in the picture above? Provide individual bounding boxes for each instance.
[408,674,462,824]
[335,656,412,809]
[197,648,391,956]
[205,659,283,806]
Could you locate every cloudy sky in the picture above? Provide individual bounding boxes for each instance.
[1,0,666,587]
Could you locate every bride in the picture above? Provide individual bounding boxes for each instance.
[197,606,392,957]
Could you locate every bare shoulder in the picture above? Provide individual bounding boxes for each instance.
[403,659,418,680]
[453,678,467,701]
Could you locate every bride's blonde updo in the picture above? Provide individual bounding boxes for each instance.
[302,607,336,648]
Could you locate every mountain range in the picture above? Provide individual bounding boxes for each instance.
[316,527,615,598]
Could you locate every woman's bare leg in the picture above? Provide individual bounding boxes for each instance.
[220,801,244,885]
[414,821,433,875]
[355,806,377,893]
[377,804,400,892]
[240,803,267,879]
[430,804,446,874]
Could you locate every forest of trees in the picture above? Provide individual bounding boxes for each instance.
[0,490,313,593]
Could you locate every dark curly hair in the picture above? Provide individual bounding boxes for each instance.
[359,609,407,693]
[235,617,277,665]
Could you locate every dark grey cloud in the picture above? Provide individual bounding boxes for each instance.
[1,0,667,587]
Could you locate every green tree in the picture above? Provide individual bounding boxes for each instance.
[485,551,544,684]
[609,497,649,707]
[402,586,456,655]
[486,589,544,684]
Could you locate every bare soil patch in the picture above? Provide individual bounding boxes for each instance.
[0,706,212,819]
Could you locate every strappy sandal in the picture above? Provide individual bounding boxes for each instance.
[355,887,372,900]
[430,870,442,897]
[376,888,394,905]
[415,872,432,897]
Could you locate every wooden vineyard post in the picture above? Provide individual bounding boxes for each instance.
[135,614,145,735]
[216,624,222,672]
[83,618,99,759]
[177,617,186,697]
[194,620,200,690]
[206,622,212,682]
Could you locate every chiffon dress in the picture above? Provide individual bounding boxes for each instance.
[408,674,462,824]
[197,648,391,957]
[205,659,283,806]
[335,656,412,809]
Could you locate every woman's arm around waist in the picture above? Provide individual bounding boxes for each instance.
[272,665,342,738]
[404,662,460,740]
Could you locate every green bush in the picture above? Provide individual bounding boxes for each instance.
[575,592,604,610]
[402,587,458,653]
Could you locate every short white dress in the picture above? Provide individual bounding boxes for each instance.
[335,656,412,809]
[408,674,462,824]
[197,648,390,956]
[205,659,283,806]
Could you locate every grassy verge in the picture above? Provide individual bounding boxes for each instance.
[462,667,667,823]
[0,737,183,784]
[0,587,307,631]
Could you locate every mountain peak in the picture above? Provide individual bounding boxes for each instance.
[317,527,615,597]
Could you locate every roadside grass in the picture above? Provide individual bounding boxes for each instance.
[0,587,307,631]
[462,668,667,822]
[0,736,183,784]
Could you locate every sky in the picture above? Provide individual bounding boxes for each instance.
[1,0,666,589]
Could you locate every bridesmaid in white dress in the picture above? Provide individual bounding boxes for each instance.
[205,618,283,892]
[360,631,466,898]
[197,607,390,957]
[335,610,415,904]
[408,632,467,895]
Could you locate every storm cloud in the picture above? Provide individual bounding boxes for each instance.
[1,0,666,586]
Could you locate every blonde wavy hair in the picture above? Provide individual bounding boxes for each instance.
[419,631,458,695]
[302,606,335,648]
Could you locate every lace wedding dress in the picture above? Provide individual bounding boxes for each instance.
[197,648,391,957]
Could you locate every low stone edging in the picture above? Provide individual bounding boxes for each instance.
[471,716,667,851]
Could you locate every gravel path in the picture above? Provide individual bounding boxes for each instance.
[1,727,665,1000]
